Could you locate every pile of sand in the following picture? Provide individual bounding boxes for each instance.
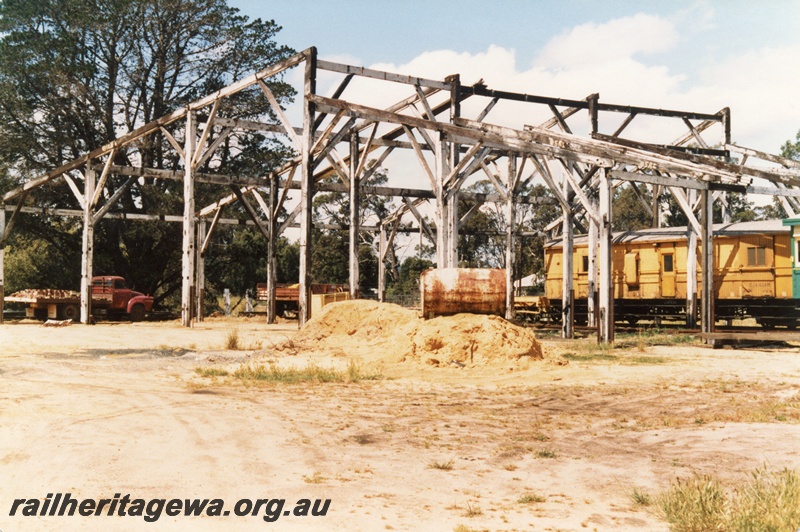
[290,300,543,367]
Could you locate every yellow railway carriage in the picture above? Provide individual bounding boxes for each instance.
[544,220,800,328]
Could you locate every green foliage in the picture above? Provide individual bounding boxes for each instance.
[664,191,756,227]
[613,183,654,231]
[386,256,434,299]
[781,129,800,161]
[308,167,392,291]
[456,180,559,284]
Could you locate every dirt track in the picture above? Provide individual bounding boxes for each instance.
[2,318,800,531]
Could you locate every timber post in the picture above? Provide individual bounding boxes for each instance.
[686,189,698,329]
[598,168,614,344]
[181,109,197,327]
[378,224,386,302]
[267,175,278,324]
[0,205,4,324]
[298,47,317,327]
[561,173,574,339]
[196,219,206,321]
[349,131,360,299]
[80,166,96,324]
[505,154,516,320]
[701,187,715,338]
[587,194,598,328]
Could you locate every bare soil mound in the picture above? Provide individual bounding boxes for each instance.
[291,300,542,367]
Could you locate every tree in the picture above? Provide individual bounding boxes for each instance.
[0,0,295,305]
[309,166,395,292]
[781,130,800,161]
[663,191,756,227]
[612,183,653,231]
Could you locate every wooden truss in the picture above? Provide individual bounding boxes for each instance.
[2,47,799,342]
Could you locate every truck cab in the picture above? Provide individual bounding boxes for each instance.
[91,276,153,321]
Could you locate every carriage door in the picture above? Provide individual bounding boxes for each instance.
[661,252,676,297]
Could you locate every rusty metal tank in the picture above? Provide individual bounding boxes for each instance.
[420,268,506,318]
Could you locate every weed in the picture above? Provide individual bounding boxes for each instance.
[232,360,382,384]
[352,433,376,445]
[562,352,618,362]
[658,474,727,530]
[453,525,486,532]
[518,493,546,504]
[462,502,483,517]
[302,471,325,484]
[623,355,668,365]
[194,366,230,377]
[657,467,800,531]
[427,459,455,471]
[225,327,240,350]
[629,487,652,506]
[536,449,557,459]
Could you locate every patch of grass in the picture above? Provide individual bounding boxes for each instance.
[623,355,668,365]
[194,366,230,377]
[658,474,727,531]
[462,502,483,517]
[427,458,455,471]
[657,467,800,531]
[302,471,326,484]
[536,449,557,459]
[518,493,546,504]
[453,525,487,532]
[225,327,240,350]
[630,487,652,506]
[232,360,382,384]
[562,352,618,362]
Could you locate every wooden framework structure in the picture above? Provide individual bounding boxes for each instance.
[2,47,800,342]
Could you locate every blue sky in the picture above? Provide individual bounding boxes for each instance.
[228,1,800,154]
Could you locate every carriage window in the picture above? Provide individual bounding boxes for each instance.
[582,255,589,272]
[663,254,674,273]
[747,246,766,267]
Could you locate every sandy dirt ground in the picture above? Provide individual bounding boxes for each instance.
[2,314,800,531]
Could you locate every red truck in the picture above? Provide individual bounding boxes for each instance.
[6,276,154,322]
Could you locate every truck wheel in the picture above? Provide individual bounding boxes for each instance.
[129,304,145,322]
[61,304,80,321]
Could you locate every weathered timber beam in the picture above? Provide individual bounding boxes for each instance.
[193,127,234,170]
[466,118,731,180]
[92,176,135,226]
[93,162,557,220]
[597,133,800,186]
[462,85,721,121]
[3,50,310,203]
[91,151,116,208]
[63,173,86,209]
[0,192,27,247]
[229,184,270,241]
[310,94,614,167]
[727,144,800,169]
[317,59,452,90]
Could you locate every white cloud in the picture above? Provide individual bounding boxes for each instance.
[534,13,679,70]
[333,10,798,154]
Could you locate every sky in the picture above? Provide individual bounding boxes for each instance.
[228,0,800,154]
